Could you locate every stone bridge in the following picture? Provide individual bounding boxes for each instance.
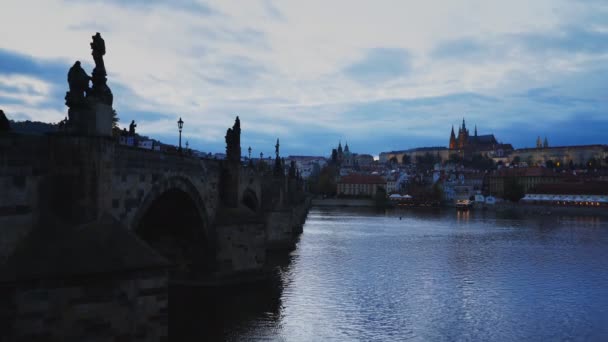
[0,32,310,340]
[0,128,310,340]
[0,130,308,278]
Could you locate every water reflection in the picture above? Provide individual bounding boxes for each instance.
[170,253,294,341]
[456,209,470,223]
[172,208,608,341]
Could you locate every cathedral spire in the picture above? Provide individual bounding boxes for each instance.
[449,125,456,149]
[474,125,477,137]
[462,118,466,130]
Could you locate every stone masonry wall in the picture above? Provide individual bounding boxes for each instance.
[215,220,266,274]
[0,135,48,264]
[109,145,221,230]
[1,270,168,342]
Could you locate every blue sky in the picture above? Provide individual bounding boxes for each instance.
[1,0,607,157]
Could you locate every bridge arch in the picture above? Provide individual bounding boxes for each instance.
[131,176,215,278]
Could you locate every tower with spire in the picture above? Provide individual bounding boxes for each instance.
[457,118,469,149]
[449,125,457,149]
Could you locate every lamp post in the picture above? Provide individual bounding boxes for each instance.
[248,146,252,160]
[177,117,184,152]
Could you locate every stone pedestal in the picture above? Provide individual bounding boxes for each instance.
[90,101,112,136]
[69,99,113,137]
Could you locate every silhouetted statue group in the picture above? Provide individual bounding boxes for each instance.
[65,32,114,136]
[65,33,113,110]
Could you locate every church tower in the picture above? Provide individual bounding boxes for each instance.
[449,125,456,149]
[457,118,469,149]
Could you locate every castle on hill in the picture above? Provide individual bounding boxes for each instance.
[449,118,498,151]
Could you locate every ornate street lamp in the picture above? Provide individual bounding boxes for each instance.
[177,117,184,152]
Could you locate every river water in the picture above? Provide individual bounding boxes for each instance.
[172,207,608,341]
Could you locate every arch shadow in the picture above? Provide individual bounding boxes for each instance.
[131,176,215,278]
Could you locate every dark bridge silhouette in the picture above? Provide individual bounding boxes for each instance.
[0,33,310,341]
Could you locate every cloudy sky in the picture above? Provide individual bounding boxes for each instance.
[1,0,607,157]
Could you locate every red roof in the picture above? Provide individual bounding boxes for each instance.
[338,174,386,184]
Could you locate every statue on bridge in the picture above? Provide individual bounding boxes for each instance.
[129,120,137,136]
[275,138,280,158]
[273,138,283,177]
[0,109,10,132]
[89,32,113,106]
[64,33,115,136]
[225,116,241,163]
[65,61,90,108]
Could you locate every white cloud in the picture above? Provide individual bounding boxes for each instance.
[0,75,52,105]
[0,0,607,154]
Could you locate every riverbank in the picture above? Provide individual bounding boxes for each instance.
[492,202,608,217]
[314,197,608,217]
[311,198,375,207]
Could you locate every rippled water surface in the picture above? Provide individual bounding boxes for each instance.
[174,208,608,341]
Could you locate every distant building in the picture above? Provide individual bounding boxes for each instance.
[385,173,399,194]
[137,140,157,150]
[450,119,498,150]
[379,147,449,164]
[449,118,513,159]
[337,174,386,197]
[487,167,566,198]
[522,181,608,207]
[510,144,608,167]
[286,156,327,179]
[119,135,135,147]
[441,171,485,201]
[355,154,374,167]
